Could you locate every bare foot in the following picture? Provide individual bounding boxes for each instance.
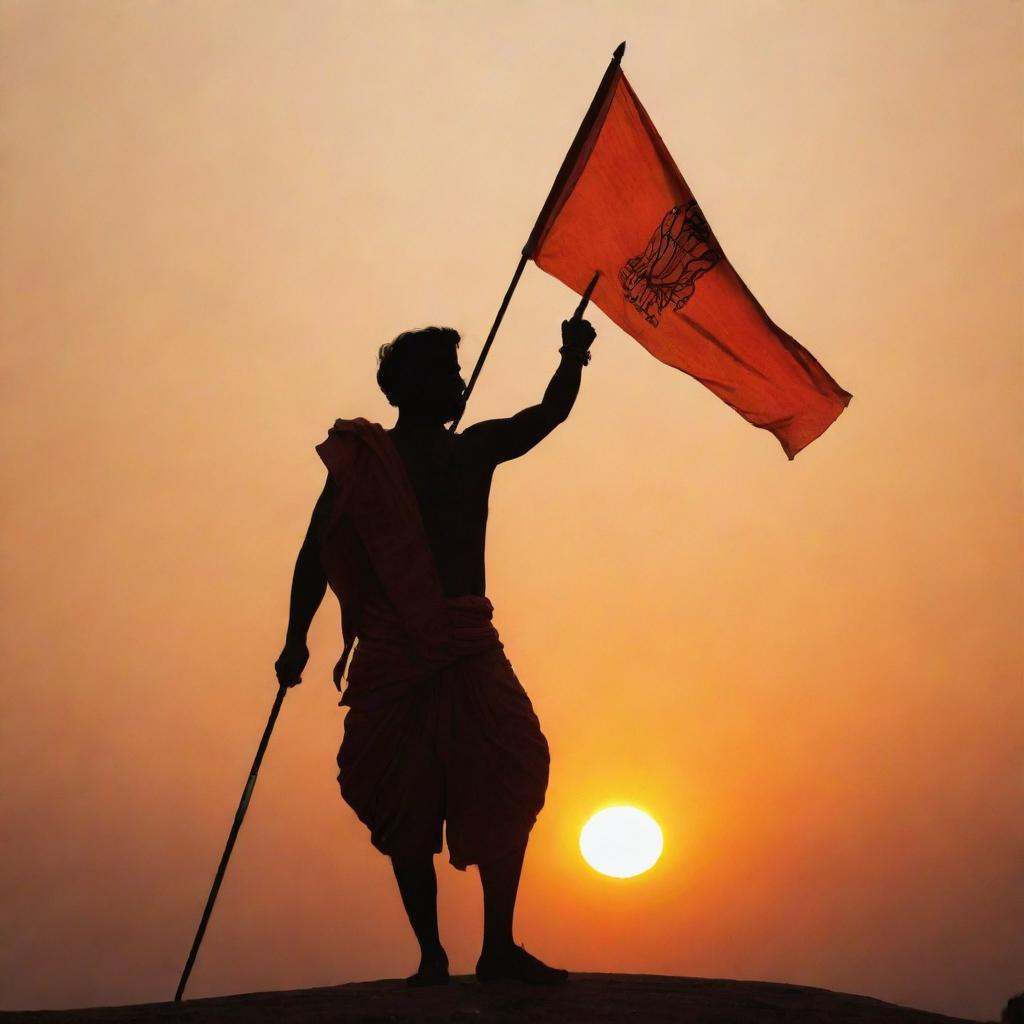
[475,943,568,985]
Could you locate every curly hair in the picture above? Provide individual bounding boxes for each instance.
[376,326,461,407]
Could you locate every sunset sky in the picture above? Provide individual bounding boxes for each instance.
[1,2,1021,1019]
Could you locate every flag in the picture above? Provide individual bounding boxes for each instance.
[525,52,852,460]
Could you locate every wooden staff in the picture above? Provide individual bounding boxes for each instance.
[174,684,286,1001]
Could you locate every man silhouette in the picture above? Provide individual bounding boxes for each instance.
[274,316,596,986]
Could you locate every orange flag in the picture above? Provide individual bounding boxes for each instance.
[526,50,851,460]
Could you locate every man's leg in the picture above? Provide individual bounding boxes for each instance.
[475,836,567,984]
[479,835,527,957]
[390,853,449,985]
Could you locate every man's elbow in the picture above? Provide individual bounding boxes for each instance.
[539,398,571,426]
[550,402,573,426]
[297,528,324,570]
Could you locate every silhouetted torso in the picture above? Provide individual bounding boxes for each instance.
[385,428,495,598]
[336,344,585,605]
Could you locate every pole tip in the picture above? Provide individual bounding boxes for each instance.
[613,42,626,62]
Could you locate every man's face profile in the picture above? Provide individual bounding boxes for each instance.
[400,348,466,425]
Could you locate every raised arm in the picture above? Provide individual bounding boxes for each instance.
[461,318,596,465]
[274,472,335,687]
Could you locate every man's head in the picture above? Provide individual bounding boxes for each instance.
[377,326,466,425]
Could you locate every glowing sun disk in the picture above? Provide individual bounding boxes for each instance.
[580,806,663,878]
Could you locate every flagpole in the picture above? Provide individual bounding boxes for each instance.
[522,41,625,260]
[449,252,529,433]
[449,41,625,433]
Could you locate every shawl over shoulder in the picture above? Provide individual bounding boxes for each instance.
[315,418,452,691]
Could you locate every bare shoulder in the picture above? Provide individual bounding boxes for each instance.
[456,406,555,466]
[458,418,508,442]
[457,418,508,456]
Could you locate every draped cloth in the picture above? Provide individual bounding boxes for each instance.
[315,419,550,869]
[315,418,451,691]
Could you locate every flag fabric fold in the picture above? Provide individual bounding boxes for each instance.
[528,66,851,460]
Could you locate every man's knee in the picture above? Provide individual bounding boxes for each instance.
[390,849,436,870]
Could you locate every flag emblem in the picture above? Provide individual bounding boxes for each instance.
[619,200,723,326]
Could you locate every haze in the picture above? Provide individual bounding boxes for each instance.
[1,2,1020,1020]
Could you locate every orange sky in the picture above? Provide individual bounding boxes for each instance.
[1,1,1021,1019]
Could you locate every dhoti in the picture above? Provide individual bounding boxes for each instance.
[336,592,550,870]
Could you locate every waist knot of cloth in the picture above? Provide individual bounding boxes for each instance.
[340,593,504,710]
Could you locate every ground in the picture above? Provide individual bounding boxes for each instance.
[0,974,992,1023]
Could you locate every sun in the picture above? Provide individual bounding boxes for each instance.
[579,805,663,878]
